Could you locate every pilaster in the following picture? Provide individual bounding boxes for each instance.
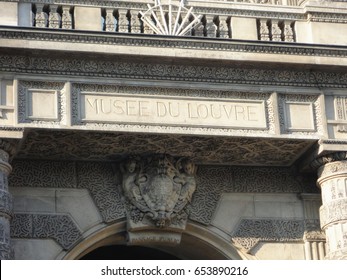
[301,194,326,260]
[0,139,14,260]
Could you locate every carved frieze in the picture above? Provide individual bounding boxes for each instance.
[2,51,347,88]
[231,219,305,253]
[303,219,326,242]
[121,155,196,245]
[320,199,347,230]
[13,129,312,166]
[11,213,82,250]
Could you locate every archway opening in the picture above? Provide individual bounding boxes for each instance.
[80,245,180,260]
[63,221,247,260]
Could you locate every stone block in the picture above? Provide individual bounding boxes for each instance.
[56,189,102,232]
[284,102,315,131]
[251,242,305,260]
[310,22,347,45]
[0,2,18,26]
[74,7,102,31]
[27,89,58,120]
[11,187,56,213]
[254,194,304,219]
[295,21,312,44]
[18,3,33,27]
[211,194,254,233]
[13,239,62,260]
[230,17,257,40]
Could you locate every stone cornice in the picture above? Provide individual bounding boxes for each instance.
[2,27,347,61]
[2,51,347,89]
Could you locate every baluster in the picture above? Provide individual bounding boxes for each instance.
[105,9,115,32]
[194,16,205,37]
[218,16,231,38]
[143,14,155,34]
[284,20,294,42]
[35,4,48,28]
[118,10,129,33]
[49,5,61,29]
[271,20,282,41]
[259,19,270,41]
[130,11,141,34]
[205,15,217,38]
[62,6,72,29]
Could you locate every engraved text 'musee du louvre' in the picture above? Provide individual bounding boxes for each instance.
[80,93,267,129]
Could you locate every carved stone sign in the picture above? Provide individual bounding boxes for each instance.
[120,154,197,245]
[80,93,267,129]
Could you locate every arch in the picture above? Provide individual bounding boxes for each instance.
[61,219,250,260]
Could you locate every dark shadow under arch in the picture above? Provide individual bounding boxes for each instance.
[63,220,249,260]
[81,245,180,260]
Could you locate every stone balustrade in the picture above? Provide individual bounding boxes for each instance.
[28,2,296,41]
[1,1,347,44]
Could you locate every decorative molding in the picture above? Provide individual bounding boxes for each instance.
[317,159,347,179]
[3,28,347,59]
[310,152,347,170]
[320,199,347,229]
[303,219,325,242]
[14,130,312,166]
[231,219,305,253]
[11,213,82,250]
[121,155,196,229]
[72,83,275,135]
[1,52,347,88]
[18,80,66,126]
[308,12,347,23]
[278,93,323,135]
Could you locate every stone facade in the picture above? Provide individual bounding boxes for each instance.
[0,0,347,260]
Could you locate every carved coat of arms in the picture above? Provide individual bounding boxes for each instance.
[120,154,196,245]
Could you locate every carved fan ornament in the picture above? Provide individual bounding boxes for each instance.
[140,0,202,36]
[121,154,197,245]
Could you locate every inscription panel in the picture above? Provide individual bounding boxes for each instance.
[80,93,267,129]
